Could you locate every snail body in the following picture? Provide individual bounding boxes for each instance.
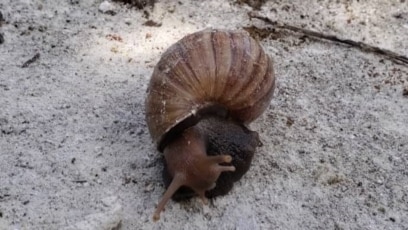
[145,29,275,221]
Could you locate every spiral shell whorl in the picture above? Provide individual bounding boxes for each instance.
[145,29,275,150]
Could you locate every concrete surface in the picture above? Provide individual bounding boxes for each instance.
[0,0,407,229]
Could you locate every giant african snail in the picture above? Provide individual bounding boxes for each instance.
[145,29,276,221]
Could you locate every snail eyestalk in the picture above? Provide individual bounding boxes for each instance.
[153,173,184,222]
[153,127,235,221]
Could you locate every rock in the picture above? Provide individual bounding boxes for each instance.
[99,1,116,15]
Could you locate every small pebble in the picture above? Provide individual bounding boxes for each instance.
[144,183,154,192]
[99,1,116,15]
[403,84,408,97]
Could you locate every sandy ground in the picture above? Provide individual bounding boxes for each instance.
[0,0,407,229]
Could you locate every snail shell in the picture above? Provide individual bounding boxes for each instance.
[145,29,275,151]
[145,29,275,221]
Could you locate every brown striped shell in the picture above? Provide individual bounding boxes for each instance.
[145,29,275,151]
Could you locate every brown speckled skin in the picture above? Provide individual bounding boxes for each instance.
[162,116,260,201]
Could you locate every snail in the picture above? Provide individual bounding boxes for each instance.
[145,29,276,221]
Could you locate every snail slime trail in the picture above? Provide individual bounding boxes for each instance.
[145,29,276,221]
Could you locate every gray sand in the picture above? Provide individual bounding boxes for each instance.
[0,0,407,229]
